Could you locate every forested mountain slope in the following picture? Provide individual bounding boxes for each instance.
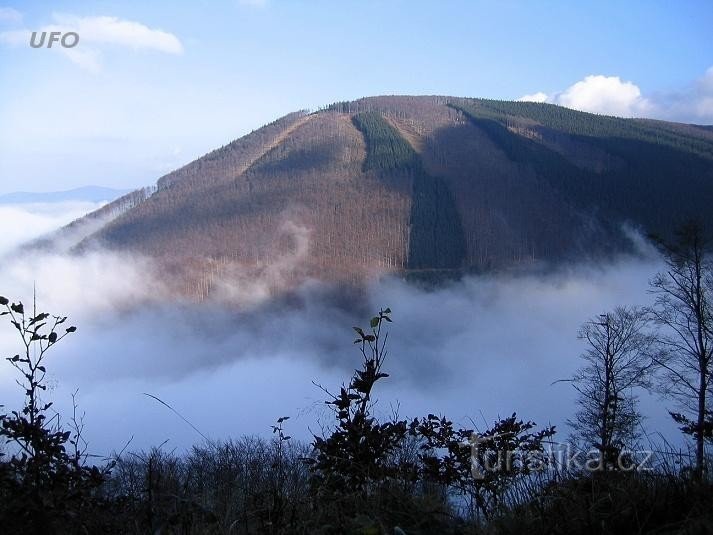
[51,96,713,298]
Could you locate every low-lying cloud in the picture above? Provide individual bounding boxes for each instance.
[0,238,682,456]
[0,203,684,456]
[0,201,106,256]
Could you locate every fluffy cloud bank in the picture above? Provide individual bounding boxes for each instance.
[557,75,651,117]
[0,202,683,454]
[519,68,713,123]
[0,12,182,71]
[518,91,548,103]
[0,201,106,256]
[0,246,677,453]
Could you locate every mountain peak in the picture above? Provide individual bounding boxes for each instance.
[49,95,713,298]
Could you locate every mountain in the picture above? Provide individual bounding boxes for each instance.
[0,186,131,205]
[50,96,713,298]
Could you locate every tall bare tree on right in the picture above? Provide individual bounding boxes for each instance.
[567,307,653,470]
[649,221,713,479]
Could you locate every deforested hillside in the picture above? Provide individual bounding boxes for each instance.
[49,95,713,298]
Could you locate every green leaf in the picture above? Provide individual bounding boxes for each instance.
[66,326,77,333]
[370,317,380,328]
[10,303,23,315]
[0,296,8,306]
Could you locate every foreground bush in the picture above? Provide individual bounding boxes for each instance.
[494,471,713,535]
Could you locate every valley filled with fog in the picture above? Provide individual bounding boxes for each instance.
[0,201,681,457]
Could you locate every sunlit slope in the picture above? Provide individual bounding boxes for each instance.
[57,96,713,296]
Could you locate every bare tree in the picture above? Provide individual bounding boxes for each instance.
[567,306,654,470]
[649,221,713,478]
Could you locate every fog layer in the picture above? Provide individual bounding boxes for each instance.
[0,203,680,455]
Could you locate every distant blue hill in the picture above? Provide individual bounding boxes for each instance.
[0,186,132,204]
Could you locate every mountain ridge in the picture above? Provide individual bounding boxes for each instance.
[46,95,713,298]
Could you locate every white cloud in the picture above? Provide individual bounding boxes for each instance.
[0,248,680,453]
[0,205,681,453]
[0,201,106,256]
[0,7,21,24]
[52,14,183,54]
[0,13,183,71]
[556,75,651,117]
[517,91,548,103]
[519,75,651,117]
[519,69,713,123]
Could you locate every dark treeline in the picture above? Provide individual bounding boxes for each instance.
[352,111,466,271]
[450,99,713,241]
[448,98,713,159]
[1,223,713,534]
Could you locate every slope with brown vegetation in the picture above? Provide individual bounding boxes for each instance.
[45,95,713,298]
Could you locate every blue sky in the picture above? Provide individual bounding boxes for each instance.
[1,0,712,193]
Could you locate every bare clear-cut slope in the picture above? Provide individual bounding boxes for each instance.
[53,96,713,298]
